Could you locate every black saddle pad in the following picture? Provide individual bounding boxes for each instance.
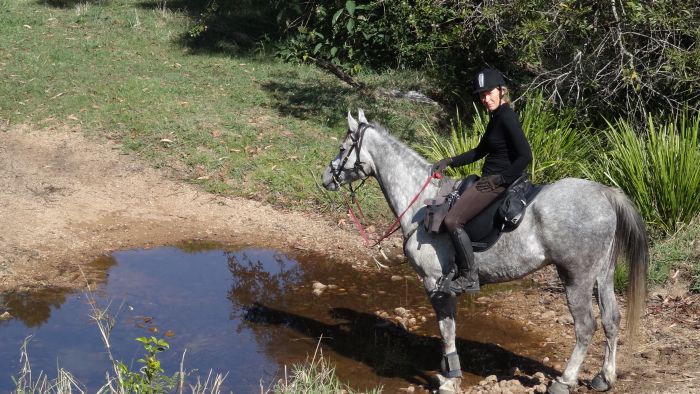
[461,181,544,252]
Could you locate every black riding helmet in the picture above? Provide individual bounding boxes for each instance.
[472,69,505,93]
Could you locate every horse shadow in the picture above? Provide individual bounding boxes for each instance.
[243,302,558,388]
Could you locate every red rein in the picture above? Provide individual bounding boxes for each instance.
[345,172,441,248]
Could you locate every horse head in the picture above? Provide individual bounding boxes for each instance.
[321,109,374,190]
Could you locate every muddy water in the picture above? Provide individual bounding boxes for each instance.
[0,242,557,392]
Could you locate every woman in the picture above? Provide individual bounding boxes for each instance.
[431,69,532,295]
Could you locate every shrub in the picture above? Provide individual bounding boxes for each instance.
[416,94,593,184]
[596,111,700,235]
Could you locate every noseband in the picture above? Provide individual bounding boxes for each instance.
[330,123,370,194]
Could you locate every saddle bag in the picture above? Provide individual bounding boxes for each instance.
[498,175,535,229]
[424,200,451,234]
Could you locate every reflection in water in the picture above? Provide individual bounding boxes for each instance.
[0,243,556,392]
[0,256,117,328]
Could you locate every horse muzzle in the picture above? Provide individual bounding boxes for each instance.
[321,167,340,191]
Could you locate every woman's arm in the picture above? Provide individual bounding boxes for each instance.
[500,111,532,183]
[450,137,488,168]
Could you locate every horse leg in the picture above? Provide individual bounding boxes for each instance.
[428,291,463,394]
[549,274,597,394]
[590,266,620,391]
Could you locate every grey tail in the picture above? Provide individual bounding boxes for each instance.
[602,187,649,339]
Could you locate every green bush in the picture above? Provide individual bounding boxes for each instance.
[416,94,593,184]
[596,112,700,235]
[117,336,177,393]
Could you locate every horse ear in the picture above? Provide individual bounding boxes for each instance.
[347,111,359,132]
[358,108,368,124]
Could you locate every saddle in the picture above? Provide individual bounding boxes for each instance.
[423,174,544,252]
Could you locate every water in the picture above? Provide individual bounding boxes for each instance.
[0,242,556,392]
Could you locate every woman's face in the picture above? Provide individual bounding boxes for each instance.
[479,87,502,112]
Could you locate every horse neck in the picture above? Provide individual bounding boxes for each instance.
[363,127,434,231]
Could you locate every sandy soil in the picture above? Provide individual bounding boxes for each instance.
[1,124,698,393]
[0,124,385,292]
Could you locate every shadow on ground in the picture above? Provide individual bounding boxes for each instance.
[244,303,558,389]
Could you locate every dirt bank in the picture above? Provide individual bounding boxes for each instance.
[0,124,386,292]
[1,124,698,393]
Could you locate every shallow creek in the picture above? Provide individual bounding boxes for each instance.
[0,241,556,392]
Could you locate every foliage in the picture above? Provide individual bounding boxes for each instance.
[593,111,700,235]
[117,336,177,393]
[648,218,700,291]
[416,109,483,178]
[265,0,700,119]
[0,0,441,223]
[416,94,593,184]
[12,337,85,393]
[273,349,382,394]
[517,93,592,182]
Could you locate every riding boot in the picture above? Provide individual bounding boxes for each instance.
[449,228,480,295]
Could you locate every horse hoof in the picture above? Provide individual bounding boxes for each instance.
[547,380,570,394]
[434,375,462,394]
[590,373,611,391]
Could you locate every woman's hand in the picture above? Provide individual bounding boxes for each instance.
[476,174,505,192]
[431,158,452,175]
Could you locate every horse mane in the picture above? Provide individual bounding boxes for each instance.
[369,122,430,166]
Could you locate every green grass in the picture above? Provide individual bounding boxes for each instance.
[649,218,700,291]
[593,112,700,235]
[0,0,441,223]
[416,94,594,184]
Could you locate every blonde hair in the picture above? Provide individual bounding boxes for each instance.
[499,86,512,106]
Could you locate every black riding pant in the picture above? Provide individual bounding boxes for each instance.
[444,177,505,232]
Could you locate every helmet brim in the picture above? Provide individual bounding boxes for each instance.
[473,85,499,94]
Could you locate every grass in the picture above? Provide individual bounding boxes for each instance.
[649,218,700,291]
[272,338,383,394]
[594,112,700,235]
[415,94,593,184]
[0,0,441,223]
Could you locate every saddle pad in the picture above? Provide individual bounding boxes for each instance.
[466,184,545,252]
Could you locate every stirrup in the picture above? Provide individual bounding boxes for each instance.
[449,275,479,295]
[433,272,456,297]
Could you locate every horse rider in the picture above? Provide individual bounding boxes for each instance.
[431,69,533,295]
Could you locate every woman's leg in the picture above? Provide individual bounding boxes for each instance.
[443,179,505,294]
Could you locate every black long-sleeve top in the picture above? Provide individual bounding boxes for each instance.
[450,103,532,185]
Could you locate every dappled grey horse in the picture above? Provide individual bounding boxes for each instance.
[321,110,648,394]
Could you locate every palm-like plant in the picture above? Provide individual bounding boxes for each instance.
[597,112,700,234]
[417,93,593,184]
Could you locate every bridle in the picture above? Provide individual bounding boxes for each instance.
[329,122,371,199]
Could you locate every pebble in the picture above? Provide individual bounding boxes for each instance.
[394,307,408,317]
[312,281,327,291]
[533,372,545,384]
[312,288,323,296]
[391,275,404,281]
[534,383,547,393]
[540,310,556,320]
[542,357,550,363]
[0,311,12,321]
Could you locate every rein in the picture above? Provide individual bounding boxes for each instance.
[345,172,442,248]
